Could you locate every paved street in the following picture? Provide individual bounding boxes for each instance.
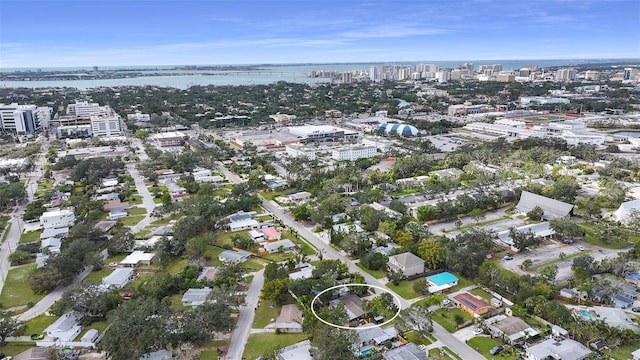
[217,163,484,360]
[126,163,157,234]
[225,269,265,360]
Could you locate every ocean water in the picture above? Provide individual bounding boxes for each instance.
[0,59,628,90]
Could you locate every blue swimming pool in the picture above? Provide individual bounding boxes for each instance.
[581,310,593,318]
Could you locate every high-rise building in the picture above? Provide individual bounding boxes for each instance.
[398,67,411,80]
[369,66,379,82]
[436,71,451,83]
[451,69,462,80]
[341,72,353,84]
[585,71,600,81]
[66,101,113,117]
[555,68,577,81]
[519,68,531,77]
[462,63,474,72]
[0,103,42,134]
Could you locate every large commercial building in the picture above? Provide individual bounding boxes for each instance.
[90,114,123,137]
[555,68,577,81]
[66,101,111,117]
[288,125,359,143]
[0,103,42,134]
[332,145,377,161]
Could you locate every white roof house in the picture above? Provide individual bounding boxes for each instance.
[41,237,62,252]
[45,312,82,343]
[526,338,591,360]
[81,329,99,343]
[228,218,260,231]
[516,191,573,220]
[277,340,313,360]
[613,199,640,223]
[120,251,156,267]
[263,239,296,253]
[218,250,251,263]
[40,227,69,240]
[102,267,135,289]
[40,208,75,229]
[496,222,556,251]
[181,288,212,307]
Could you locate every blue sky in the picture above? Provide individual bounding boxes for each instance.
[1,0,639,67]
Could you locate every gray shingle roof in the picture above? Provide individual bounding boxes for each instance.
[516,191,573,219]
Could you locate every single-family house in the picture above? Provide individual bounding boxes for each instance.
[560,288,578,299]
[228,218,260,231]
[103,200,129,212]
[612,293,634,309]
[218,250,251,263]
[261,227,282,241]
[383,343,428,360]
[249,229,265,242]
[109,208,128,221]
[289,265,315,281]
[388,252,425,277]
[40,208,75,229]
[516,191,574,220]
[355,325,398,352]
[426,272,458,293]
[36,253,49,268]
[274,304,303,333]
[45,312,83,343]
[526,338,591,360]
[120,251,156,267]
[277,340,313,360]
[263,239,296,253]
[330,294,367,324]
[96,192,120,201]
[631,348,640,360]
[332,223,364,233]
[40,227,69,240]
[101,178,119,188]
[452,292,491,316]
[485,315,540,344]
[181,288,212,307]
[41,237,62,253]
[102,267,135,289]
[81,329,99,344]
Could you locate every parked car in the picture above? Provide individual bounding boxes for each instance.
[30,333,44,340]
[489,345,503,355]
[632,307,640,313]
[473,328,484,335]
[503,255,513,261]
[577,246,585,251]
[562,239,574,244]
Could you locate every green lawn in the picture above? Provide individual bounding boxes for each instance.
[23,314,58,335]
[470,287,493,301]
[204,247,225,267]
[0,264,44,308]
[296,238,317,256]
[356,262,386,279]
[243,333,308,360]
[444,216,511,233]
[83,268,112,284]
[429,348,455,360]
[199,350,219,360]
[127,207,148,215]
[0,342,35,357]
[603,344,639,360]
[579,223,631,249]
[168,293,190,311]
[20,230,42,243]
[166,258,190,275]
[430,308,473,333]
[449,273,475,292]
[466,337,512,359]
[403,330,434,345]
[243,259,265,271]
[253,299,281,328]
[259,188,297,201]
[120,215,146,226]
[386,278,423,300]
[390,188,420,197]
[128,195,143,205]
[529,251,590,271]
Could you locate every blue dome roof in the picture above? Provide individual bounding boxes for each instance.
[379,123,418,137]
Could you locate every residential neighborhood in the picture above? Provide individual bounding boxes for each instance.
[0,59,639,360]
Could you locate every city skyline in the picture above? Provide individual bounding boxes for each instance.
[1,0,639,68]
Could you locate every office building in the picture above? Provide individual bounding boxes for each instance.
[332,145,377,161]
[90,114,123,137]
[0,103,42,134]
[436,70,451,83]
[341,72,353,84]
[369,66,379,82]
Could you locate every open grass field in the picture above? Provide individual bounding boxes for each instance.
[83,268,112,284]
[356,262,386,279]
[20,230,42,243]
[23,314,58,335]
[0,264,44,308]
[386,278,423,300]
[466,337,513,359]
[120,215,146,226]
[253,299,281,328]
[0,342,35,357]
[521,115,570,122]
[243,333,308,360]
[127,207,148,215]
[431,308,473,333]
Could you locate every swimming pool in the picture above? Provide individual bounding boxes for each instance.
[581,310,593,318]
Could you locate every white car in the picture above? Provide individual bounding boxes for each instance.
[577,245,585,251]
[473,328,484,335]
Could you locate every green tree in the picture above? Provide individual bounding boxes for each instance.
[360,252,388,271]
[526,206,544,221]
[0,311,23,346]
[261,278,292,305]
[397,304,433,339]
[418,239,445,270]
[469,208,485,223]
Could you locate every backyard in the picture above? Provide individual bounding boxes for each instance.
[0,264,44,308]
[243,333,308,360]
[430,308,473,333]
[467,336,514,359]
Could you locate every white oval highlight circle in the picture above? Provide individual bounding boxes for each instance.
[310,283,403,330]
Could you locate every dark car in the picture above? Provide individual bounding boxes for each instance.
[632,307,640,313]
[30,333,44,340]
[489,345,504,355]
[562,239,574,244]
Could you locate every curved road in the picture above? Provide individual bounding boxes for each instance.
[216,163,484,360]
